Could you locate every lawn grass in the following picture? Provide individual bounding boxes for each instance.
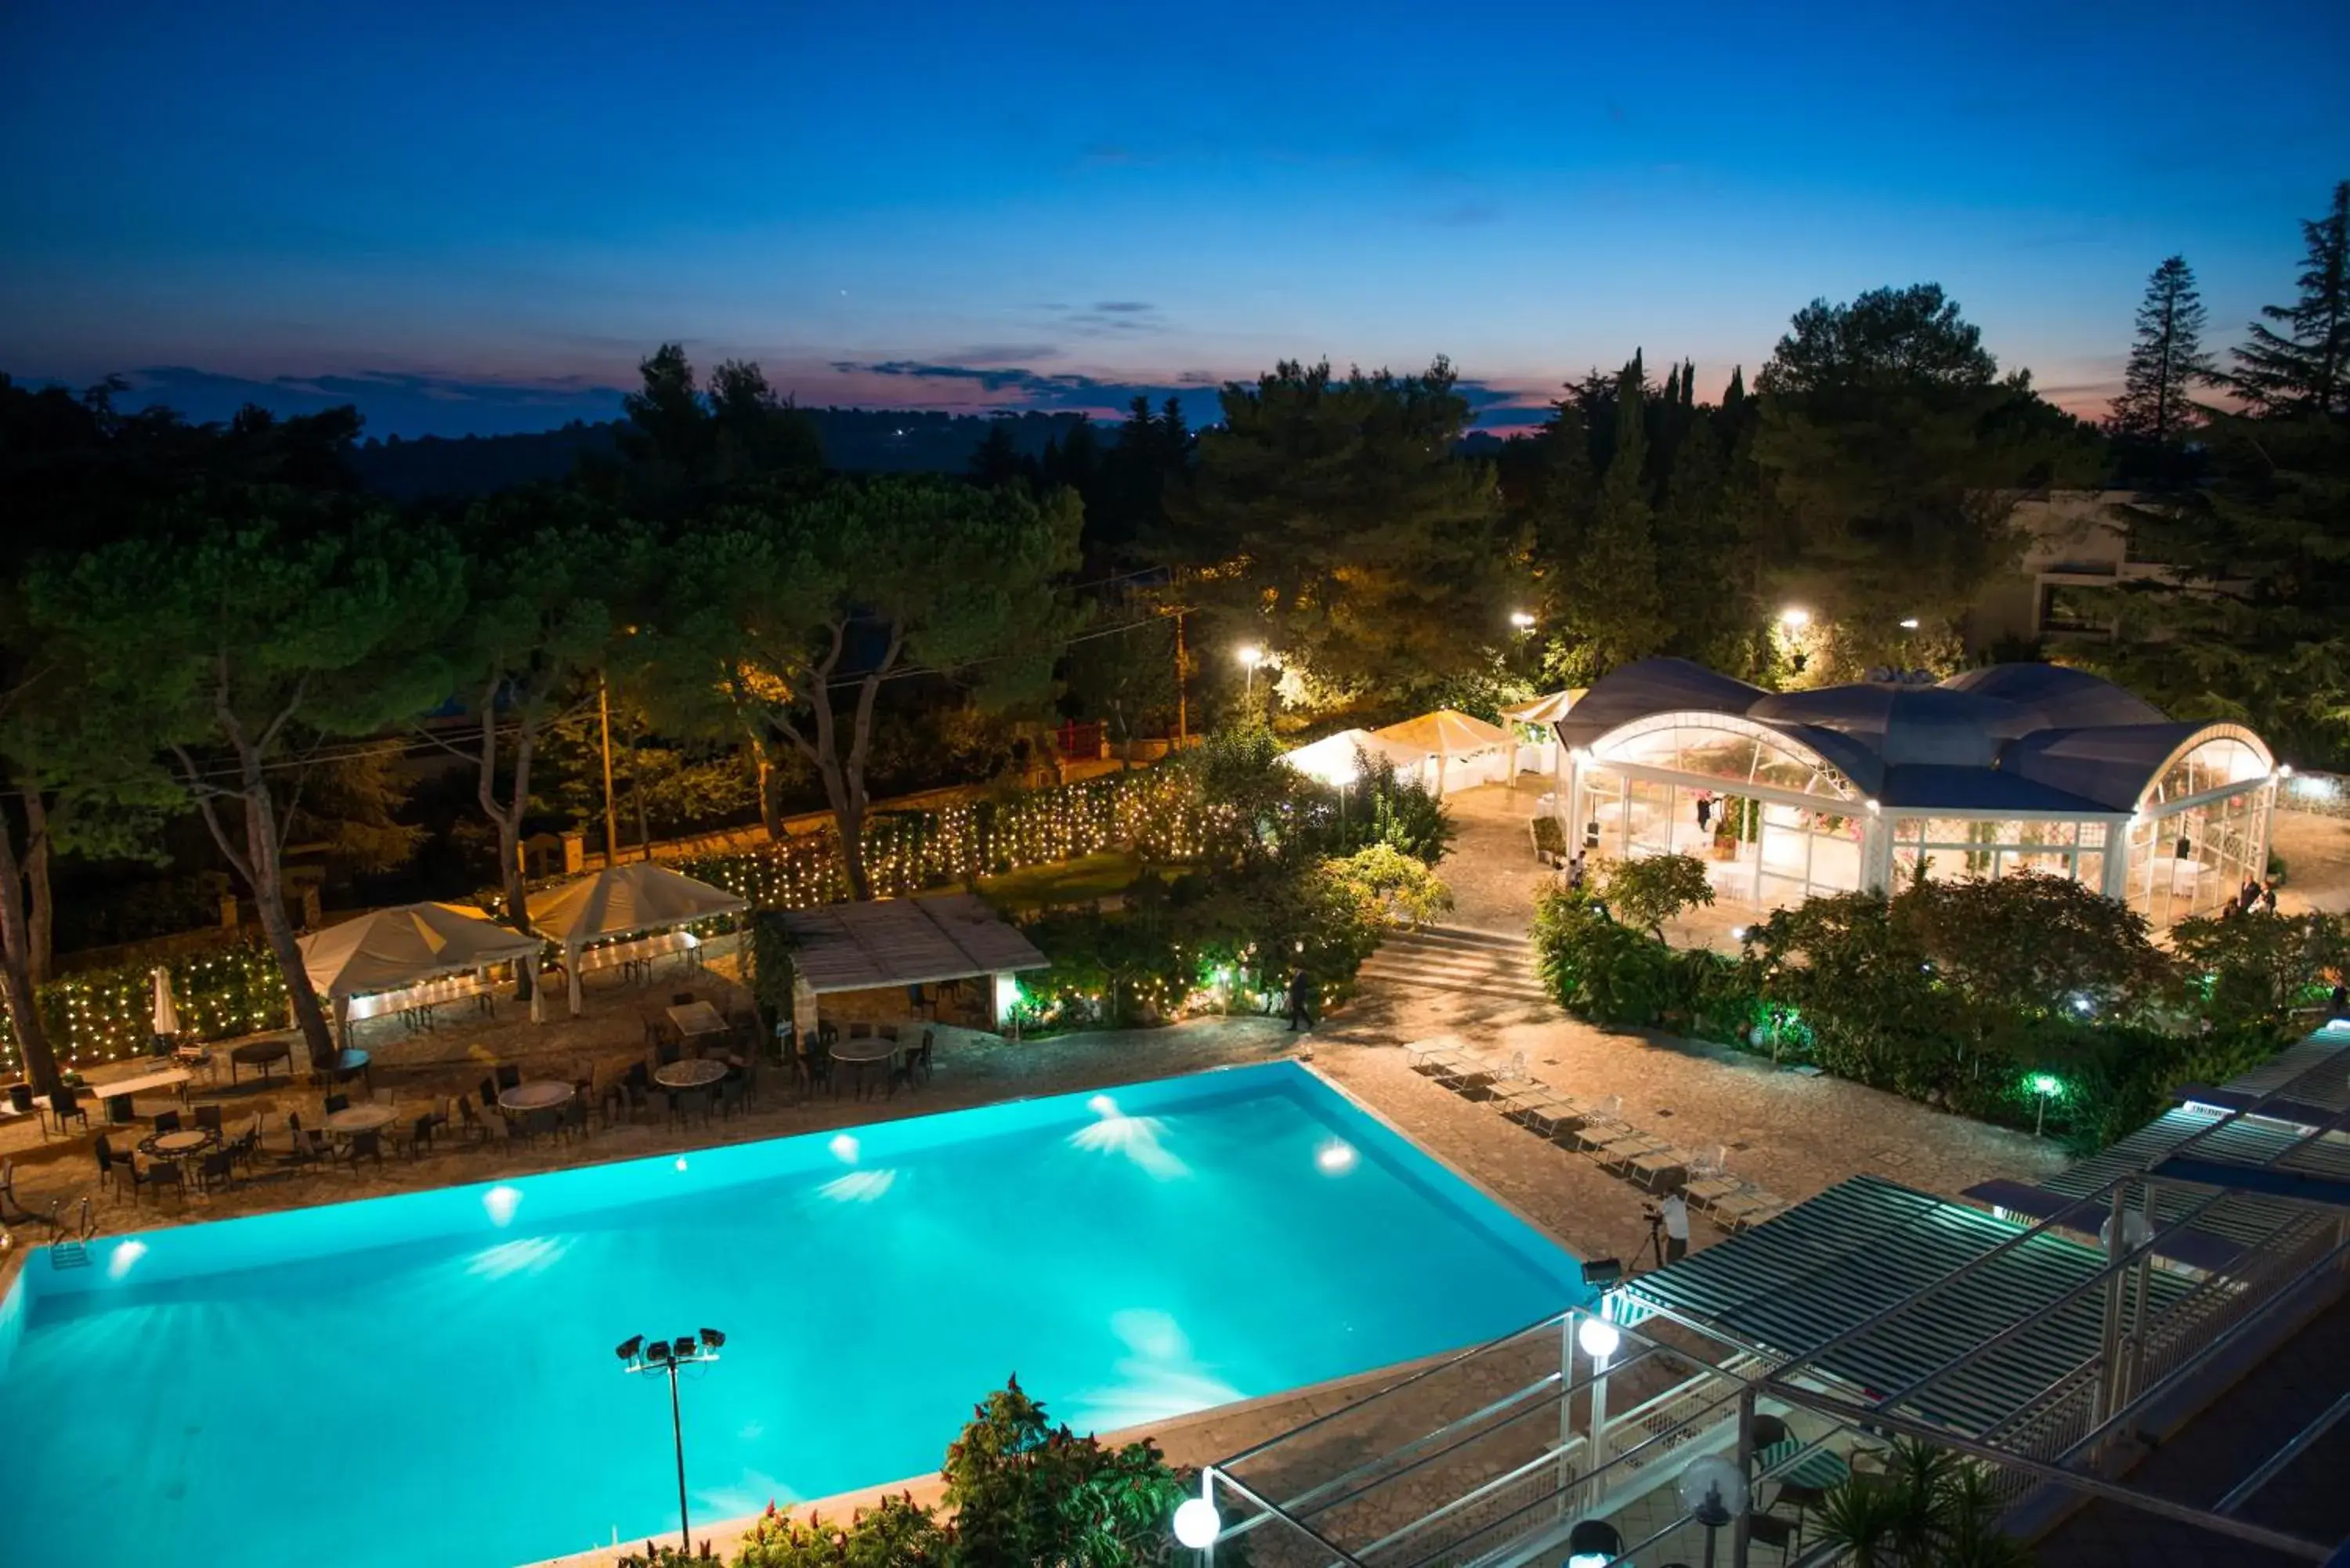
[977,851,1149,909]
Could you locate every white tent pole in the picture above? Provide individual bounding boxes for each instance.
[568,943,584,1016]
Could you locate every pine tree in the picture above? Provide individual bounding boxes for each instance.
[2229,181,2350,417]
[1723,365,1746,414]
[2108,255,2213,462]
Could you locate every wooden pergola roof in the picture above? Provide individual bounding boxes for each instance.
[780,892,1047,995]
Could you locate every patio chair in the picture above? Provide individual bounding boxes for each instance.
[908,1029,935,1085]
[322,1093,349,1118]
[656,1039,683,1068]
[848,1021,872,1041]
[231,1118,263,1172]
[92,1136,125,1199]
[562,1098,590,1140]
[195,1150,237,1195]
[193,1103,224,1134]
[522,1107,561,1144]
[6,1082,34,1120]
[141,1158,186,1205]
[48,1085,89,1137]
[477,1075,499,1108]
[342,1129,385,1170]
[1629,1145,1690,1192]
[737,1057,761,1107]
[479,1107,516,1149]
[152,1107,182,1136]
[714,1076,744,1121]
[817,1021,839,1048]
[671,992,696,1007]
[400,1113,437,1159]
[674,1088,713,1129]
[494,1064,522,1092]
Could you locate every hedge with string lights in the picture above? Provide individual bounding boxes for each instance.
[682,769,1227,911]
[0,945,287,1075]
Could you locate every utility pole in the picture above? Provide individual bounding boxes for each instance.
[598,670,620,869]
[1173,609,1188,748]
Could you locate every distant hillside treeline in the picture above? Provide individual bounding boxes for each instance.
[349,406,1100,499]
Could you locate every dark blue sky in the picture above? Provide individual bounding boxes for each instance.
[4,0,2346,437]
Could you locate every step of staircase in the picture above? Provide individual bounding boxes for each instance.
[1360,925,1552,1007]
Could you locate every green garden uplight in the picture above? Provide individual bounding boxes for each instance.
[2029,1073,2063,1136]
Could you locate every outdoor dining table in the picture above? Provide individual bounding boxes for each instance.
[498,1081,574,1114]
[830,1036,899,1100]
[324,1104,396,1136]
[321,1047,372,1090]
[654,1058,728,1091]
[137,1127,216,1158]
[228,1038,294,1085]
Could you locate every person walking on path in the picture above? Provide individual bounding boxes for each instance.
[1285,968,1315,1031]
[1661,1190,1690,1264]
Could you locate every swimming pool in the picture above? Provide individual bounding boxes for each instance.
[0,1061,1584,1567]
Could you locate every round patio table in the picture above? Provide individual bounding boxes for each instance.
[498,1081,573,1113]
[229,1038,294,1084]
[830,1037,898,1100]
[654,1059,728,1090]
[138,1128,215,1158]
[324,1104,396,1135]
[322,1048,372,1089]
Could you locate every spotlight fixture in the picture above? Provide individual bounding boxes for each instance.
[615,1335,644,1363]
[698,1328,726,1350]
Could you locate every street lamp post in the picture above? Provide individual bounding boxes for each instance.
[617,1328,726,1552]
[1235,645,1267,701]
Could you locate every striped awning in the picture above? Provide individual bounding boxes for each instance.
[1614,1175,2193,1440]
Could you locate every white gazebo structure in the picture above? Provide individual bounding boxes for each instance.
[1371,709,1515,796]
[297,902,547,1034]
[1552,658,2276,923]
[530,863,749,1015]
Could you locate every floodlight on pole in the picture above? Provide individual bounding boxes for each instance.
[2030,1072,2063,1136]
[1509,610,1537,630]
[618,1326,725,1552]
[1778,607,1811,629]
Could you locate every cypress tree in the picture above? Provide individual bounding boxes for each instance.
[2229,180,2350,417]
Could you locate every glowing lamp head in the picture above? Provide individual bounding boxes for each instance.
[1509,610,1537,630]
[1235,645,1265,669]
[1172,1496,1220,1550]
[1898,617,1921,630]
[2030,1073,2063,1098]
[1778,606,1810,629]
[1575,1315,1622,1360]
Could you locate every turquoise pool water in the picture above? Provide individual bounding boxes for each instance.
[0,1062,1584,1567]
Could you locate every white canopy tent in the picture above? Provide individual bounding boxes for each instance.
[297,901,547,1031]
[530,862,748,1015]
[1281,728,1423,788]
[1370,710,1515,795]
[1500,690,1582,779]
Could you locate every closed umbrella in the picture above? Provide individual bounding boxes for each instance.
[151,966,181,1042]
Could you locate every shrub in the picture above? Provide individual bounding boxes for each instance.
[1325,844,1454,929]
[942,1378,1202,1568]
[616,1542,724,1568]
[1596,854,1713,938]
[734,1496,950,1568]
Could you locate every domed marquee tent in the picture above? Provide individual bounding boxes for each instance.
[1549,658,2275,924]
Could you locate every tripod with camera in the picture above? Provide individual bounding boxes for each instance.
[1634,1201,1668,1273]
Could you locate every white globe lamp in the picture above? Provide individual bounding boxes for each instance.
[1173,1496,1220,1551]
[1575,1315,1622,1361]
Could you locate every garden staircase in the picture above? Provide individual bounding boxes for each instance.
[1357,925,1553,1012]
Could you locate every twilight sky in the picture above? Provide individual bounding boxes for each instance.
[4,0,2346,439]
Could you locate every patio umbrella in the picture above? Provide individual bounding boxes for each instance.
[150,966,180,1040]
